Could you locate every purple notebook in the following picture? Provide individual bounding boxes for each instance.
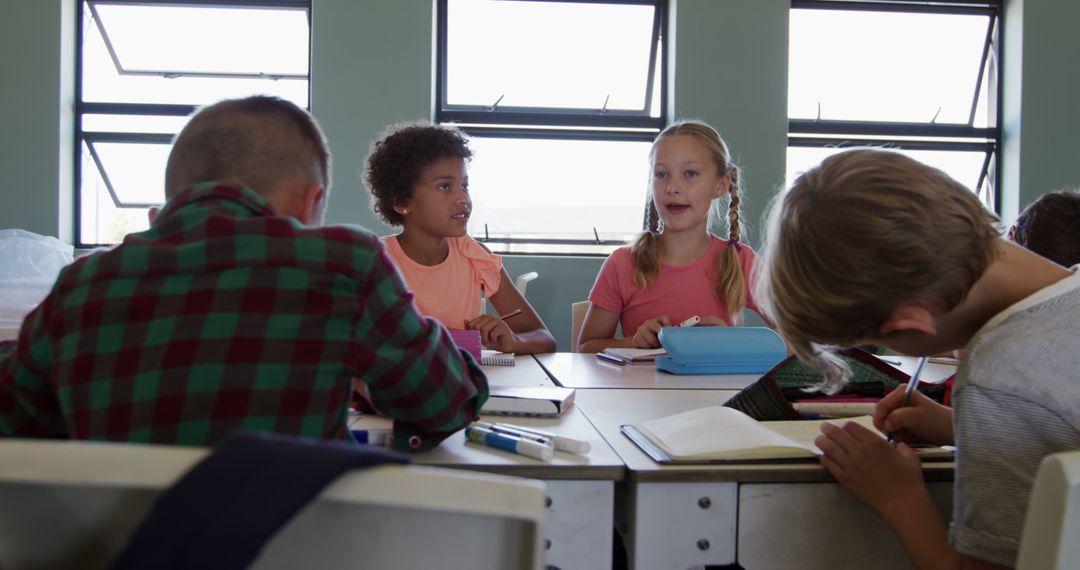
[448,329,482,362]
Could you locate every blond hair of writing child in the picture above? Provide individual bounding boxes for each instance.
[759,148,1080,569]
[577,120,764,352]
[364,122,556,354]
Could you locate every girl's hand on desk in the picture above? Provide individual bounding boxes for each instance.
[873,386,955,446]
[698,315,726,327]
[465,314,515,353]
[815,421,926,520]
[632,316,671,348]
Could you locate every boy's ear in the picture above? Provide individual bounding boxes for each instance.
[296,182,326,226]
[880,302,939,336]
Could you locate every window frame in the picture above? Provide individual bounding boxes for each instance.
[787,0,1002,213]
[435,0,669,256]
[74,0,312,248]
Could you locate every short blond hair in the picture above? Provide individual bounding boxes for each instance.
[759,149,1000,390]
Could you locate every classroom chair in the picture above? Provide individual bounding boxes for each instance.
[570,300,589,352]
[1016,449,1080,570]
[515,271,539,296]
[0,439,547,570]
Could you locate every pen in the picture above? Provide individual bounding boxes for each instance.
[473,421,554,448]
[477,421,591,454]
[679,315,700,327]
[499,308,523,321]
[886,355,928,443]
[595,352,628,365]
[464,424,553,461]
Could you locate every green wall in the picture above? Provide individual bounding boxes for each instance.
[0,1,74,242]
[1001,0,1080,221]
[2,0,1079,349]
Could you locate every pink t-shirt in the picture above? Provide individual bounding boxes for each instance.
[383,235,502,329]
[588,235,761,336]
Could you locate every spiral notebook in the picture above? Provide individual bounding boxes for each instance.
[480,350,515,366]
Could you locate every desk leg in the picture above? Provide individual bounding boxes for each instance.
[543,480,614,570]
[617,481,737,570]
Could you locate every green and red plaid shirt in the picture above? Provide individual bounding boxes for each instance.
[0,183,488,451]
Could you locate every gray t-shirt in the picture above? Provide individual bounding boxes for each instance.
[950,271,1080,566]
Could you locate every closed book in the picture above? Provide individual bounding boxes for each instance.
[481,386,576,417]
[597,347,667,364]
[622,406,953,464]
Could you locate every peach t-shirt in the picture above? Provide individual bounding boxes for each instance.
[383,235,502,329]
[588,235,761,336]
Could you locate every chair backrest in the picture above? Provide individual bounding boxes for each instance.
[1017,450,1080,570]
[570,301,590,352]
[515,271,539,296]
[0,439,546,570]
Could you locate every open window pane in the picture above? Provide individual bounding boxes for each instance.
[81,114,189,134]
[88,141,170,206]
[466,137,651,247]
[81,5,309,106]
[80,142,152,245]
[788,9,990,124]
[445,0,657,111]
[91,3,308,77]
[786,146,990,199]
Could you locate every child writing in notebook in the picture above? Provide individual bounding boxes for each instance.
[759,148,1080,569]
[364,122,556,354]
[577,120,764,352]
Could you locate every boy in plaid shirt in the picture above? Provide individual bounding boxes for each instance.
[0,96,488,452]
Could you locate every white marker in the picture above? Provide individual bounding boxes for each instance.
[679,315,700,327]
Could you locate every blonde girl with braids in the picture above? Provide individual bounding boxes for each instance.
[577,121,765,352]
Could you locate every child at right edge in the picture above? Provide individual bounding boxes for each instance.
[758,148,1080,569]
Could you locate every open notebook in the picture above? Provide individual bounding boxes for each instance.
[622,406,953,464]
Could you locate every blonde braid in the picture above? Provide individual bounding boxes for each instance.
[632,199,664,289]
[714,165,747,323]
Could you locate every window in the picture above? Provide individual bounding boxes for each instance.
[75,0,311,246]
[437,0,666,255]
[787,1,1000,211]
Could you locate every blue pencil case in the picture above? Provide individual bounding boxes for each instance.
[655,327,787,375]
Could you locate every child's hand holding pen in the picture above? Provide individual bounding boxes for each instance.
[872,383,955,447]
[465,309,522,353]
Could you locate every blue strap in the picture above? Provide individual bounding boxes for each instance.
[111,430,408,570]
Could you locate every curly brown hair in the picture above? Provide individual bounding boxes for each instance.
[364,122,473,226]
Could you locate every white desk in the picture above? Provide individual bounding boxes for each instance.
[478,353,555,387]
[534,352,760,390]
[352,357,625,570]
[576,389,954,570]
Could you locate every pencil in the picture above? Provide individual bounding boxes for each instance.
[499,308,523,321]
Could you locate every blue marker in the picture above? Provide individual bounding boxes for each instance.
[350,429,391,446]
[465,424,553,461]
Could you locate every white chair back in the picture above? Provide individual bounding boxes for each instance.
[0,439,546,570]
[1017,449,1080,570]
[514,271,539,296]
[570,301,590,352]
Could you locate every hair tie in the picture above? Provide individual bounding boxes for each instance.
[727,237,743,252]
